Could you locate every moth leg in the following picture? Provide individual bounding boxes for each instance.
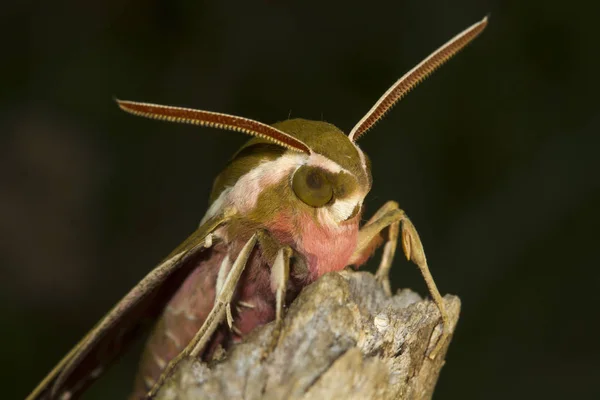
[262,246,292,360]
[352,202,449,360]
[350,200,400,296]
[146,233,258,398]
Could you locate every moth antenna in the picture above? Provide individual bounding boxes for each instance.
[348,16,488,141]
[116,99,312,154]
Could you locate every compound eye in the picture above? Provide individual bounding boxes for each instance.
[292,166,333,207]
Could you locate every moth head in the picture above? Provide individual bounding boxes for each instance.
[116,17,487,224]
[272,119,371,223]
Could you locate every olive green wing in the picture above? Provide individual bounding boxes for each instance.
[26,213,229,400]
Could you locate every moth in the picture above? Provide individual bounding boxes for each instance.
[28,17,487,400]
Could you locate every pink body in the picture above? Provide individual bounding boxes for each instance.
[130,209,361,398]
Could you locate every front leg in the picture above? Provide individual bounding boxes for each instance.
[261,245,292,360]
[147,233,258,398]
[350,201,449,359]
[350,201,400,295]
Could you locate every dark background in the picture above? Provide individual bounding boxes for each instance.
[3,0,599,398]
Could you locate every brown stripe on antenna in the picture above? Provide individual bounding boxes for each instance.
[116,100,312,154]
[348,16,488,142]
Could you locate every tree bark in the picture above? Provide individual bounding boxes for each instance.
[155,270,460,400]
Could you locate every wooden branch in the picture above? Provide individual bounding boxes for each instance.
[155,270,460,400]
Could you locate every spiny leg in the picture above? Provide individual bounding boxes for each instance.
[191,233,258,356]
[262,246,292,360]
[352,202,449,359]
[146,233,258,398]
[351,201,400,296]
[398,212,449,359]
[272,247,291,324]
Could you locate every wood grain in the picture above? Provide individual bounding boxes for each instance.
[155,270,460,400]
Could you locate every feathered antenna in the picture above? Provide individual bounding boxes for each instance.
[117,100,312,154]
[348,16,488,142]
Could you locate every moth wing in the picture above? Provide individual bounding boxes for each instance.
[26,213,229,400]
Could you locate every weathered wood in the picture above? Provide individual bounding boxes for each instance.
[156,270,460,400]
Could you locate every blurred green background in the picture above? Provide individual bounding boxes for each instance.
[3,0,600,398]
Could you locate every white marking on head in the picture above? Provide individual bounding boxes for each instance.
[306,153,351,175]
[198,150,362,224]
[233,153,305,210]
[200,153,306,220]
[323,193,364,224]
[353,142,369,175]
